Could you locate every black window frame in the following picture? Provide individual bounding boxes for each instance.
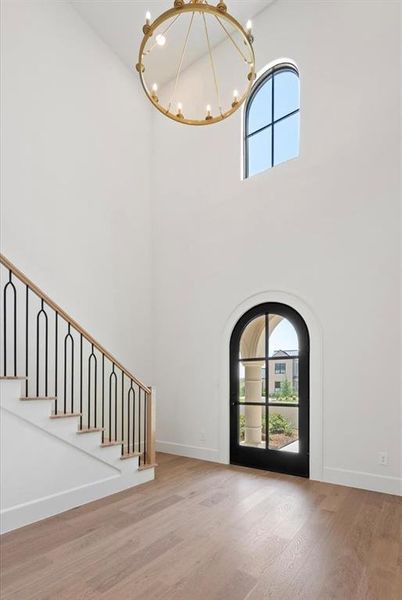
[244,63,300,179]
[275,362,286,374]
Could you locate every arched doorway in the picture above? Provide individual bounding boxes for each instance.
[230,302,310,477]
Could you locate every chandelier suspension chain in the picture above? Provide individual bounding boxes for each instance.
[213,15,251,64]
[202,12,222,116]
[168,10,195,113]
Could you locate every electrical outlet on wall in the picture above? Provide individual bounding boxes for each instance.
[378,452,388,466]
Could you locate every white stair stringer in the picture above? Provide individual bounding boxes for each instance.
[0,380,155,533]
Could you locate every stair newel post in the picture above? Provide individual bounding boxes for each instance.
[146,387,156,466]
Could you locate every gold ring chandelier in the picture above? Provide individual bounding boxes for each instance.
[136,0,256,126]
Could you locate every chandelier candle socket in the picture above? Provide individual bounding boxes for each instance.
[143,11,152,34]
[246,19,254,43]
[176,102,184,118]
[151,83,159,102]
[232,89,239,107]
[136,0,256,126]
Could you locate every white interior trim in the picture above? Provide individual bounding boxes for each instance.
[323,467,402,496]
[156,441,220,463]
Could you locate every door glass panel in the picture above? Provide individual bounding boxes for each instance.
[238,360,265,403]
[268,406,299,452]
[239,315,265,360]
[239,404,266,448]
[268,315,299,357]
[269,357,299,404]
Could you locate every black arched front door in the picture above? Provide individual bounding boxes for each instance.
[230,303,310,478]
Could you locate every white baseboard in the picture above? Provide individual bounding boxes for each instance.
[156,440,221,463]
[323,467,401,496]
[1,468,154,534]
[156,440,401,497]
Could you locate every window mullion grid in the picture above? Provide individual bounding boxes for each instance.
[265,313,269,450]
[271,72,275,168]
[245,109,299,140]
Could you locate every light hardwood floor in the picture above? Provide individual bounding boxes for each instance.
[1,453,401,600]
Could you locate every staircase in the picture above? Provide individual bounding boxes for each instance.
[0,254,156,533]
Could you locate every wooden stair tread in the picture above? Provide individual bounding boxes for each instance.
[138,463,158,471]
[120,452,142,461]
[77,427,104,434]
[50,412,82,419]
[20,396,57,401]
[101,440,123,447]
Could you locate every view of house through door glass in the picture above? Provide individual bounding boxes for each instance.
[230,303,310,477]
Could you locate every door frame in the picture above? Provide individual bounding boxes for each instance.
[218,290,323,482]
[230,302,310,477]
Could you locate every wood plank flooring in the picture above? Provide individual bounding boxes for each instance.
[1,453,401,599]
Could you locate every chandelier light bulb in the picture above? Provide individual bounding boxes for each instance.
[177,102,184,118]
[145,11,151,25]
[206,104,212,120]
[246,19,254,43]
[151,83,159,102]
[232,90,239,106]
[156,34,166,47]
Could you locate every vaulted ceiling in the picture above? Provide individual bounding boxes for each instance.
[71,1,274,82]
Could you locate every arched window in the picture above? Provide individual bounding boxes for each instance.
[244,63,300,179]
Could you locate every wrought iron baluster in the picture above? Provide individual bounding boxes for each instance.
[88,344,97,430]
[25,285,29,396]
[54,312,58,414]
[127,381,132,455]
[138,388,142,466]
[3,271,17,377]
[109,365,117,442]
[132,383,136,456]
[121,371,124,456]
[144,392,148,466]
[101,354,105,443]
[114,369,118,442]
[36,299,48,396]
[80,334,83,428]
[63,324,74,413]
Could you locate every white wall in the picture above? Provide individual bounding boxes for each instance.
[0,380,154,532]
[1,0,153,384]
[1,0,400,497]
[151,0,401,494]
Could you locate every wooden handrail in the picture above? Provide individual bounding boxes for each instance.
[0,253,151,394]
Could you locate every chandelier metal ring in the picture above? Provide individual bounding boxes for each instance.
[136,1,256,126]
